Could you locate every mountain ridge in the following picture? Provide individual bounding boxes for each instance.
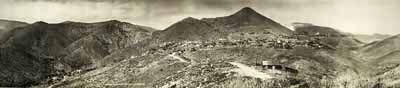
[0,19,29,43]
[359,34,400,63]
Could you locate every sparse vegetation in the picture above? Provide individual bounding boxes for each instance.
[1,7,400,88]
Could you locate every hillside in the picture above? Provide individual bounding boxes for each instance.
[152,7,293,43]
[52,34,354,88]
[0,19,28,32]
[153,17,225,42]
[49,7,368,88]
[354,34,400,87]
[293,22,362,49]
[202,7,293,35]
[1,7,398,88]
[358,34,400,66]
[0,20,155,87]
[0,19,29,43]
[353,33,391,43]
[202,7,292,40]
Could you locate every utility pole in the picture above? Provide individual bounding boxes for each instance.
[256,58,258,65]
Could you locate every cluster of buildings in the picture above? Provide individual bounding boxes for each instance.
[147,37,329,56]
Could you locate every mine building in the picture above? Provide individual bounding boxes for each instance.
[255,60,299,76]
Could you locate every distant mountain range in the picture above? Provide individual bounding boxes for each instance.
[360,34,400,64]
[0,7,399,88]
[353,33,391,43]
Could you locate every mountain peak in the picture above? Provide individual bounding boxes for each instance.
[292,22,314,29]
[171,17,203,26]
[60,21,87,24]
[61,21,75,23]
[200,7,293,35]
[32,21,48,25]
[157,16,223,41]
[104,20,121,23]
[240,7,256,12]
[164,17,203,30]
[181,17,199,22]
[232,7,261,17]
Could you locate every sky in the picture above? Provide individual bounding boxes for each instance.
[0,0,400,34]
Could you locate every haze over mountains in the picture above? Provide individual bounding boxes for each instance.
[0,7,400,88]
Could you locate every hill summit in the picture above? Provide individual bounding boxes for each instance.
[153,17,224,41]
[154,7,294,42]
[202,7,293,35]
[231,7,265,18]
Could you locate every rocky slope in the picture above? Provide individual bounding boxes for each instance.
[53,34,363,88]
[0,47,52,87]
[354,34,400,87]
[0,20,155,87]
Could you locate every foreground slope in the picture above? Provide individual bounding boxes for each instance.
[54,35,353,87]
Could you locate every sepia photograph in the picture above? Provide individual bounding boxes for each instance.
[1,0,400,88]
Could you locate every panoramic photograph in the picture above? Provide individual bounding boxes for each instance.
[1,0,400,88]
